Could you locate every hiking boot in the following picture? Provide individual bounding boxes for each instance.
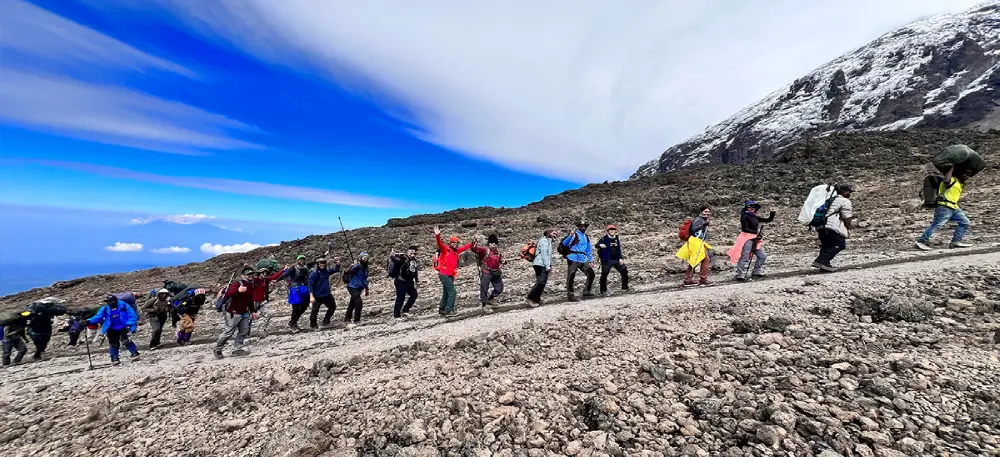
[443,312,458,319]
[232,349,249,357]
[149,345,159,351]
[309,324,319,330]
[525,298,540,308]
[567,294,580,302]
[111,360,121,366]
[818,264,838,273]
[344,323,355,330]
[915,240,933,251]
[289,324,301,334]
[950,241,972,248]
[487,299,499,308]
[402,312,411,318]
[582,291,595,297]
[391,318,402,325]
[699,279,713,286]
[482,306,494,314]
[214,350,224,359]
[130,354,141,362]
[810,261,824,270]
[751,273,768,279]
[621,286,630,291]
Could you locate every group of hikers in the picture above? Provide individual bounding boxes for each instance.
[1,160,977,366]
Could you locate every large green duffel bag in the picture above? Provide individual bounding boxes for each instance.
[933,145,986,176]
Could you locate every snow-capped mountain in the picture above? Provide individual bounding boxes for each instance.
[633,2,1000,178]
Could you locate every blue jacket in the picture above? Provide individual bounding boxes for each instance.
[562,230,593,263]
[307,265,340,298]
[87,301,138,334]
[346,263,370,290]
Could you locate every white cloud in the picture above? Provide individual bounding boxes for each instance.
[151,246,192,254]
[148,0,984,181]
[105,242,143,252]
[0,1,265,156]
[200,242,277,257]
[132,214,215,225]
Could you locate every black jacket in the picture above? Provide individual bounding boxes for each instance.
[391,255,421,283]
[27,314,53,336]
[597,235,624,262]
[740,210,775,234]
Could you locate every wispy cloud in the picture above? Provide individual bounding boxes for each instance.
[132,214,215,225]
[151,246,192,254]
[29,160,407,208]
[147,0,983,181]
[200,242,276,257]
[0,1,266,155]
[105,242,143,252]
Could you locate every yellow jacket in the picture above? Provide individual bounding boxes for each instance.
[676,238,712,268]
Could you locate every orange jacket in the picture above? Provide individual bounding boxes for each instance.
[434,233,473,277]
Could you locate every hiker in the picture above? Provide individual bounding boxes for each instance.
[562,218,595,302]
[275,255,312,333]
[251,267,285,338]
[433,226,474,317]
[308,257,341,329]
[142,289,171,350]
[917,164,974,251]
[2,312,30,366]
[87,295,140,365]
[678,206,714,286]
[730,201,775,281]
[27,311,55,360]
[389,246,421,320]
[214,267,257,359]
[58,313,84,346]
[596,225,630,295]
[471,234,504,313]
[172,287,205,345]
[526,229,559,306]
[812,184,856,272]
[343,252,370,329]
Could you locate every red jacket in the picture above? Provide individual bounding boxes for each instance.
[251,271,285,302]
[435,233,472,277]
[471,245,503,272]
[223,279,256,315]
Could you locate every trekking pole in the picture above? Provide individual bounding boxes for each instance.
[338,217,356,263]
[83,323,94,370]
[745,226,763,279]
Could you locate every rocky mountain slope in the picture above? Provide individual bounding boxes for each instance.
[634,2,1000,178]
[2,130,999,317]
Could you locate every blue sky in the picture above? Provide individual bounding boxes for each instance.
[0,0,981,271]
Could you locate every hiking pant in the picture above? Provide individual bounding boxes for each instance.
[684,257,710,282]
[438,274,457,314]
[345,288,364,323]
[254,301,273,336]
[289,304,308,328]
[815,228,847,266]
[527,266,549,302]
[2,337,27,365]
[31,334,51,359]
[215,313,251,352]
[68,330,81,346]
[566,261,595,295]
[393,279,418,318]
[600,260,629,293]
[310,295,336,327]
[148,312,167,348]
[919,206,970,243]
[479,271,504,305]
[735,240,767,278]
[105,329,138,362]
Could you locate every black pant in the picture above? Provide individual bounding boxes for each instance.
[148,312,167,348]
[393,279,418,318]
[527,266,549,302]
[814,228,847,266]
[290,304,308,328]
[600,259,629,293]
[567,261,595,294]
[68,331,81,346]
[310,295,336,327]
[346,287,363,323]
[31,334,51,359]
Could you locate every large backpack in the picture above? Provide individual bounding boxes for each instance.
[520,242,537,262]
[919,175,944,208]
[113,291,137,308]
[799,184,838,225]
[163,281,189,295]
[678,218,693,241]
[557,233,578,257]
[387,256,404,278]
[808,196,840,229]
[28,297,67,317]
[255,258,280,273]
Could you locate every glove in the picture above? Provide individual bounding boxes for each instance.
[129,326,137,333]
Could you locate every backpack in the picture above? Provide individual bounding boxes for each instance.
[919,175,944,208]
[214,281,242,312]
[28,297,67,317]
[557,233,578,257]
[387,256,404,278]
[163,281,189,295]
[520,242,537,262]
[255,258,280,273]
[113,292,136,308]
[808,196,840,229]
[799,184,837,224]
[678,218,693,241]
[341,266,353,284]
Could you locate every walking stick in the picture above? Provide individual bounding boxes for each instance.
[338,217,356,263]
[83,325,94,370]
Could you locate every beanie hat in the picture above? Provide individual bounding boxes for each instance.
[449,236,461,243]
[487,234,499,245]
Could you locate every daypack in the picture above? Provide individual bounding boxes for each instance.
[920,175,944,208]
[678,218,693,241]
[113,291,137,308]
[341,266,353,284]
[387,256,404,278]
[28,297,67,317]
[520,242,537,262]
[214,281,243,312]
[255,258,280,273]
[808,196,840,229]
[557,233,579,257]
[799,184,838,224]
